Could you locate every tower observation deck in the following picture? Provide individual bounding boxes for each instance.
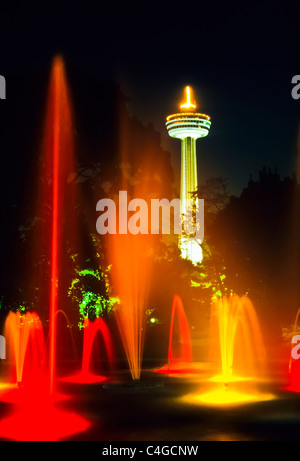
[166,86,211,264]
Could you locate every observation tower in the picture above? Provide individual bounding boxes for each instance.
[166,86,211,264]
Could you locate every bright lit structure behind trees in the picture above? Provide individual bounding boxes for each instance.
[166,86,211,264]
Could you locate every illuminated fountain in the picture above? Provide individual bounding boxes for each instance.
[81,318,114,379]
[182,295,274,405]
[210,295,266,383]
[62,317,114,383]
[0,56,90,440]
[108,233,152,381]
[156,295,194,374]
[0,307,90,440]
[168,295,192,368]
[104,109,164,382]
[44,56,78,395]
[3,311,44,385]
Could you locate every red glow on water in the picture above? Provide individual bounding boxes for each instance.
[61,372,109,384]
[168,295,192,367]
[0,406,90,441]
[0,380,90,440]
[0,381,68,405]
[155,365,195,375]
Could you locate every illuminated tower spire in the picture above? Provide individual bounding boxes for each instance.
[166,86,211,264]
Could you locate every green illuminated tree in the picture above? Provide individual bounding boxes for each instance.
[68,266,119,328]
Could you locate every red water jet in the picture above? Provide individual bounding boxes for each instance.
[41,55,78,394]
[156,295,192,374]
[168,295,192,368]
[62,317,114,383]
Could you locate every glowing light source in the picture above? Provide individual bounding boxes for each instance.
[180,86,196,110]
[166,112,210,121]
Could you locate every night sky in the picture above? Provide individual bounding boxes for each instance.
[0,1,299,195]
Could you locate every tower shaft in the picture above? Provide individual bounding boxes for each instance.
[181,137,197,218]
[180,136,202,263]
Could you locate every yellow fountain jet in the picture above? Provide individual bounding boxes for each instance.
[180,86,196,110]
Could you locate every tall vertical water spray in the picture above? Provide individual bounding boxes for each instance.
[41,56,78,393]
[109,232,152,380]
[105,106,165,381]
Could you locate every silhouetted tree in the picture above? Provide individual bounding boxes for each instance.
[204,168,300,335]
